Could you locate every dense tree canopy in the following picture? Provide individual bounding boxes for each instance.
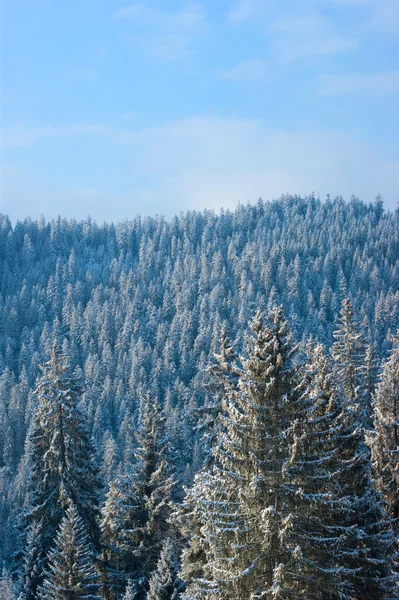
[0,196,398,599]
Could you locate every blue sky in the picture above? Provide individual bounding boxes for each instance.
[1,0,398,222]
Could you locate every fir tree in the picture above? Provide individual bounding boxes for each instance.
[331,298,366,412]
[282,342,358,599]
[20,519,45,600]
[38,503,101,600]
[20,346,102,597]
[122,579,138,600]
[176,327,239,589]
[199,325,240,466]
[370,333,399,521]
[102,394,174,596]
[0,568,17,600]
[182,306,299,599]
[331,306,397,599]
[147,539,183,600]
[122,579,137,600]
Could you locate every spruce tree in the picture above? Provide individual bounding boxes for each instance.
[199,325,240,466]
[0,568,17,600]
[331,303,396,599]
[176,327,239,590]
[20,519,45,600]
[38,503,101,600]
[122,579,137,600]
[20,346,102,598]
[331,298,365,412]
[182,306,299,599]
[102,394,174,596]
[370,333,399,521]
[147,539,183,600]
[282,342,358,599]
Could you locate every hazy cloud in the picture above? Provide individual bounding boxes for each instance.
[113,2,206,62]
[269,13,358,63]
[2,116,397,220]
[221,59,269,82]
[228,0,258,24]
[1,125,109,149]
[318,71,399,95]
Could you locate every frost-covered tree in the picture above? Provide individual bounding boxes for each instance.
[102,394,174,596]
[20,346,101,597]
[176,328,239,589]
[0,568,17,600]
[282,343,359,599]
[199,325,239,465]
[147,539,183,600]
[370,333,399,520]
[38,503,101,600]
[183,307,299,599]
[331,298,366,413]
[20,519,45,600]
[122,579,137,600]
[331,308,397,599]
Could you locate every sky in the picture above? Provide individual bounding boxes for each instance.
[1,0,398,223]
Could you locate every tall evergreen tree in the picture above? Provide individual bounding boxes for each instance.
[370,333,399,521]
[38,503,101,600]
[331,298,366,413]
[102,394,174,597]
[20,346,102,598]
[20,519,45,600]
[182,306,299,599]
[282,342,359,599]
[0,568,17,600]
[122,579,137,600]
[147,539,183,600]
[199,325,240,466]
[176,327,240,589]
[331,303,396,599]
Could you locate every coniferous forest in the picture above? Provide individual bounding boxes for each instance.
[0,195,399,599]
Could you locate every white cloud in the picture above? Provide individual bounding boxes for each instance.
[221,59,269,82]
[318,71,399,95]
[118,116,397,212]
[367,0,399,34]
[228,0,258,24]
[269,14,329,36]
[268,12,358,63]
[113,2,206,62]
[323,0,399,34]
[276,36,358,63]
[1,125,109,149]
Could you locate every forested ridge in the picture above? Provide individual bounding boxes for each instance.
[0,194,399,599]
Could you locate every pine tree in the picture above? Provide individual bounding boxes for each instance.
[0,568,17,600]
[102,394,174,596]
[20,519,46,600]
[182,306,299,599]
[363,342,379,429]
[38,503,101,600]
[20,346,102,597]
[199,325,240,466]
[282,342,358,599]
[370,333,399,521]
[147,539,183,600]
[331,298,366,411]
[176,328,239,590]
[122,579,138,599]
[331,304,396,599]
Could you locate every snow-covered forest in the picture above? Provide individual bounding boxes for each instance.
[1,194,399,599]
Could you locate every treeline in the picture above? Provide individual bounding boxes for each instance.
[1,300,399,599]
